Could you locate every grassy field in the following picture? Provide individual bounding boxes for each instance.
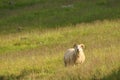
[0,0,120,34]
[0,0,120,80]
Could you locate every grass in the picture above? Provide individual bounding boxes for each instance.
[0,0,120,80]
[0,20,120,80]
[0,0,120,34]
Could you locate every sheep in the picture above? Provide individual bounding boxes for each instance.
[64,44,85,67]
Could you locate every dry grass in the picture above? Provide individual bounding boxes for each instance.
[0,19,120,80]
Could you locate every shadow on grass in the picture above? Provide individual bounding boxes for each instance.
[0,68,41,80]
[92,67,120,80]
[101,68,120,80]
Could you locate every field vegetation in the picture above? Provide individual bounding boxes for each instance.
[0,0,120,80]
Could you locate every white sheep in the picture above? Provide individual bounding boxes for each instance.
[64,44,85,67]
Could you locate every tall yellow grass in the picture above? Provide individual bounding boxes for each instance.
[0,19,120,80]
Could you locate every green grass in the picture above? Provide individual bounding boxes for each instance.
[0,0,120,34]
[0,0,120,80]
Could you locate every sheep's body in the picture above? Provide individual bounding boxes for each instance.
[64,44,85,67]
[64,48,76,66]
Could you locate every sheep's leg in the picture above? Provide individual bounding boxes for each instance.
[64,61,67,67]
[64,57,68,67]
[69,58,72,66]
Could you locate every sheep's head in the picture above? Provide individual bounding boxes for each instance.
[73,44,85,49]
[73,44,85,56]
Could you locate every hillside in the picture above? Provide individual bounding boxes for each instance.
[0,0,120,34]
[0,0,120,80]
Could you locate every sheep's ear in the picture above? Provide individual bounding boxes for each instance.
[80,44,85,49]
[73,44,77,48]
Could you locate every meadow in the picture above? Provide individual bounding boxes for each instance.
[0,0,120,80]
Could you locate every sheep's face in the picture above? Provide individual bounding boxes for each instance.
[74,44,85,55]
